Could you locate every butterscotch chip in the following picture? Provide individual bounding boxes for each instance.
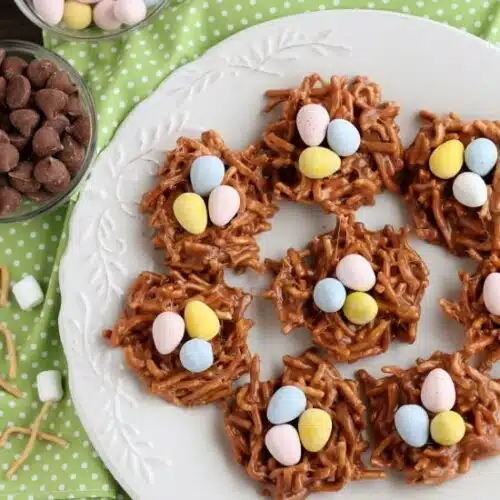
[8,162,41,194]
[35,88,68,119]
[32,126,63,157]
[66,114,91,145]
[2,56,28,80]
[66,93,81,117]
[6,75,31,110]
[0,77,6,105]
[0,186,22,215]
[57,134,84,175]
[43,114,70,135]
[34,157,68,185]
[46,70,77,95]
[0,143,20,173]
[8,133,29,152]
[0,130,9,144]
[26,59,57,88]
[9,109,40,138]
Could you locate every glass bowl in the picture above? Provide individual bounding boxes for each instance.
[0,40,97,224]
[13,0,167,41]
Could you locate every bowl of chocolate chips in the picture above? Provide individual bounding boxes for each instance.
[0,40,97,222]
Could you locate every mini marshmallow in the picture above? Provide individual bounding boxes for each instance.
[37,370,63,402]
[12,275,44,311]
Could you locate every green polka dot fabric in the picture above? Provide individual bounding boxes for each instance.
[1,0,500,498]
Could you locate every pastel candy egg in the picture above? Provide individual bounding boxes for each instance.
[430,411,466,446]
[113,0,147,25]
[179,339,214,373]
[33,0,64,25]
[152,311,184,355]
[421,368,456,413]
[429,139,464,180]
[173,193,207,235]
[483,272,500,316]
[190,155,225,196]
[452,172,487,208]
[465,137,498,177]
[296,104,330,147]
[266,386,307,425]
[342,292,378,325]
[394,404,430,448]
[264,424,301,466]
[336,253,376,292]
[298,147,341,180]
[63,1,92,30]
[313,278,346,313]
[326,119,361,157]
[184,300,220,341]
[93,0,122,30]
[208,185,240,227]
[298,408,332,452]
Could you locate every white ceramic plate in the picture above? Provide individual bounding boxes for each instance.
[59,10,500,500]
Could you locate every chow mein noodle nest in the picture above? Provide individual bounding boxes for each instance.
[264,215,429,363]
[223,349,385,500]
[357,351,500,485]
[249,73,403,214]
[140,130,278,275]
[103,270,253,406]
[405,111,500,258]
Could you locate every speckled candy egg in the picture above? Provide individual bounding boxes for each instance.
[296,104,330,147]
[429,139,464,179]
[483,272,500,316]
[420,368,456,413]
[430,411,466,446]
[152,311,185,355]
[465,138,498,177]
[208,185,240,227]
[342,292,378,325]
[394,404,430,448]
[298,408,332,452]
[267,386,307,425]
[298,147,340,179]
[335,253,376,292]
[190,155,225,197]
[184,300,220,341]
[179,339,214,373]
[63,1,93,30]
[326,119,361,157]
[93,0,122,30]
[312,278,346,313]
[264,424,301,466]
[113,0,147,26]
[33,0,64,25]
[173,193,207,235]
[452,172,487,208]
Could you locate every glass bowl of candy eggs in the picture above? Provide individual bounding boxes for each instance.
[13,0,167,41]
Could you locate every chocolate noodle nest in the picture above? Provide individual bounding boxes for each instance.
[103,270,253,406]
[223,349,385,500]
[357,351,500,485]
[248,73,403,214]
[140,130,278,275]
[405,111,500,258]
[441,253,500,372]
[263,215,429,363]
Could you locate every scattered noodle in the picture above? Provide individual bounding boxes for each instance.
[0,323,17,379]
[0,378,21,398]
[0,426,68,448]
[0,265,9,308]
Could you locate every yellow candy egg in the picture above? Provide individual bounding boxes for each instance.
[63,1,93,30]
[184,300,220,341]
[342,292,378,325]
[429,139,464,180]
[430,411,466,446]
[173,193,207,235]
[298,146,341,180]
[298,408,332,452]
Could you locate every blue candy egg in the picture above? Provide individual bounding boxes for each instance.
[179,339,214,373]
[190,155,225,197]
[267,386,307,425]
[313,278,346,313]
[326,119,361,157]
[394,404,429,448]
[464,138,498,177]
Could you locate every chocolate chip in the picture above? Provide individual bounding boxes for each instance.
[0,143,20,172]
[8,133,29,152]
[8,161,41,194]
[34,156,68,185]
[32,127,63,157]
[67,114,91,146]
[2,56,28,80]
[57,134,85,175]
[0,175,8,188]
[26,190,53,203]
[0,130,9,144]
[35,88,68,119]
[0,186,22,215]
[0,77,6,105]
[9,109,40,138]
[6,75,31,110]
[45,175,71,193]
[66,93,81,117]
[46,70,78,95]
[26,59,57,88]
[0,49,5,68]
[0,111,10,132]
[43,114,70,135]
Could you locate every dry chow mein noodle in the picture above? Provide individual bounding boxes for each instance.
[264,215,429,363]
[405,111,500,258]
[140,130,278,275]
[248,73,403,214]
[104,269,253,406]
[358,351,500,485]
[223,349,385,500]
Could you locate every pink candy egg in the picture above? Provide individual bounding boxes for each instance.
[94,0,123,30]
[264,424,301,466]
[152,311,185,355]
[483,272,500,316]
[33,0,64,26]
[113,0,147,25]
[421,368,456,413]
[336,253,376,292]
[77,0,101,3]
[208,185,240,227]
[296,104,330,147]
